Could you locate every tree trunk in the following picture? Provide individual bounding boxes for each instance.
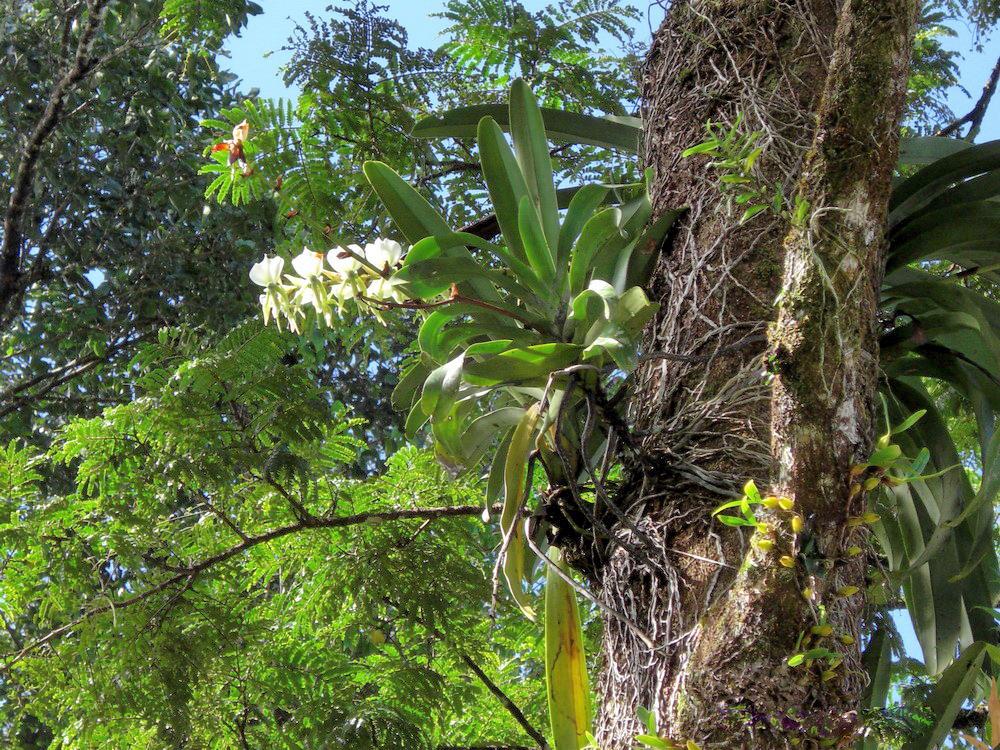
[594,1,917,747]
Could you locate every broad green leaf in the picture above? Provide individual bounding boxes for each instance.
[364,161,504,306]
[396,256,542,304]
[558,184,610,269]
[545,546,592,750]
[502,404,541,620]
[900,642,987,750]
[518,195,557,283]
[612,207,685,292]
[897,136,974,166]
[413,103,641,152]
[405,231,548,299]
[420,355,465,420]
[890,140,1000,229]
[568,207,622,294]
[460,407,526,470]
[464,343,585,386]
[363,160,452,242]
[391,358,431,412]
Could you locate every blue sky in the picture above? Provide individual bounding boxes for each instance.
[224,0,1000,141]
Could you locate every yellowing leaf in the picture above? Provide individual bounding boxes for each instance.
[545,547,592,750]
[501,404,541,620]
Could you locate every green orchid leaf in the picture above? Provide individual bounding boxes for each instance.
[568,207,623,294]
[363,160,452,242]
[413,102,641,152]
[460,407,527,471]
[900,642,987,750]
[464,343,585,386]
[420,354,465,421]
[501,404,541,621]
[558,184,610,270]
[518,195,557,284]
[510,79,561,252]
[391,357,432,412]
[478,116,532,263]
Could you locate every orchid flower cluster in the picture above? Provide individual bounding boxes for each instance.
[249,238,408,331]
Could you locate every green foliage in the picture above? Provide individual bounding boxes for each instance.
[0,325,552,748]
[160,0,263,52]
[436,0,641,113]
[7,1,1000,748]
[0,0,274,443]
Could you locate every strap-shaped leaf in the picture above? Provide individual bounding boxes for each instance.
[897,136,974,166]
[420,354,465,421]
[612,208,685,292]
[397,256,543,305]
[890,139,1000,228]
[545,546,592,750]
[413,103,641,152]
[518,195,557,283]
[364,161,502,305]
[406,231,549,300]
[568,207,622,294]
[461,407,526,473]
[391,357,432,412]
[363,160,452,242]
[478,116,532,263]
[888,203,1000,272]
[484,427,515,517]
[510,79,561,252]
[502,405,541,620]
[558,184,610,269]
[900,642,987,750]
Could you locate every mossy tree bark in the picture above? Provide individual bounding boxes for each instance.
[592,1,917,748]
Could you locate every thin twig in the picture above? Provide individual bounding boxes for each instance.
[384,596,549,750]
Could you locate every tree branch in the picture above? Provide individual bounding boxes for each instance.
[935,52,1000,139]
[0,0,111,324]
[2,503,498,668]
[385,596,549,750]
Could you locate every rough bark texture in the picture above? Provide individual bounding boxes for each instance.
[593,1,917,748]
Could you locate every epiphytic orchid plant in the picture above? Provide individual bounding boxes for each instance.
[227,80,680,750]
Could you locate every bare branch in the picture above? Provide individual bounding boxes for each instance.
[935,52,1000,139]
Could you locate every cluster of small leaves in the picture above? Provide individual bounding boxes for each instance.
[859,705,937,746]
[160,0,263,52]
[436,0,641,113]
[905,5,963,134]
[682,116,810,226]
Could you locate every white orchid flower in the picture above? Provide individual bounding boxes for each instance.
[291,248,325,279]
[249,256,293,329]
[366,275,407,304]
[288,248,335,326]
[327,244,364,276]
[331,279,359,309]
[364,238,403,272]
[249,256,284,287]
